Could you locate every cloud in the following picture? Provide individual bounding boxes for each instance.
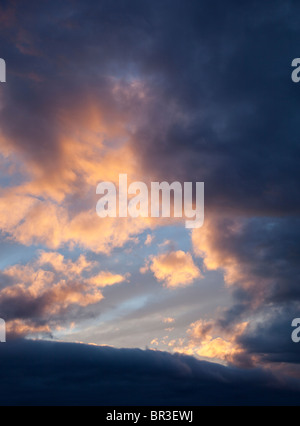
[37,251,95,276]
[192,216,258,288]
[127,1,300,218]
[0,0,299,382]
[0,187,158,254]
[1,0,299,220]
[172,319,248,366]
[0,28,159,253]
[190,215,300,370]
[87,271,129,288]
[0,1,16,28]
[145,234,154,246]
[163,317,175,324]
[66,211,156,254]
[192,216,300,310]
[235,307,300,371]
[143,251,202,288]
[6,320,52,339]
[0,339,300,406]
[0,251,129,337]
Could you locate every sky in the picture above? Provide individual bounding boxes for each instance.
[0,0,300,405]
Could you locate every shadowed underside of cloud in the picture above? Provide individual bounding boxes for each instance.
[0,340,300,406]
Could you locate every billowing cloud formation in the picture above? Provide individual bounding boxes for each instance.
[0,251,128,337]
[0,5,159,253]
[193,217,300,298]
[172,319,248,366]
[0,189,157,253]
[0,340,299,406]
[191,216,300,370]
[0,2,299,212]
[142,251,202,288]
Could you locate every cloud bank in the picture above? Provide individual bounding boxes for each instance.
[0,340,300,406]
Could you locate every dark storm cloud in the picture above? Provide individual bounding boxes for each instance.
[236,308,300,365]
[128,0,300,216]
[0,339,299,406]
[212,217,300,308]
[196,216,300,367]
[1,0,299,213]
[204,215,300,327]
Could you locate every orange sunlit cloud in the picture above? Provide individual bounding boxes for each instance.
[172,319,249,365]
[141,250,202,288]
[0,79,160,254]
[192,217,273,297]
[88,271,129,287]
[6,320,52,338]
[0,251,129,336]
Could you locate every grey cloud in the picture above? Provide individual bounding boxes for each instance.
[0,339,300,406]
